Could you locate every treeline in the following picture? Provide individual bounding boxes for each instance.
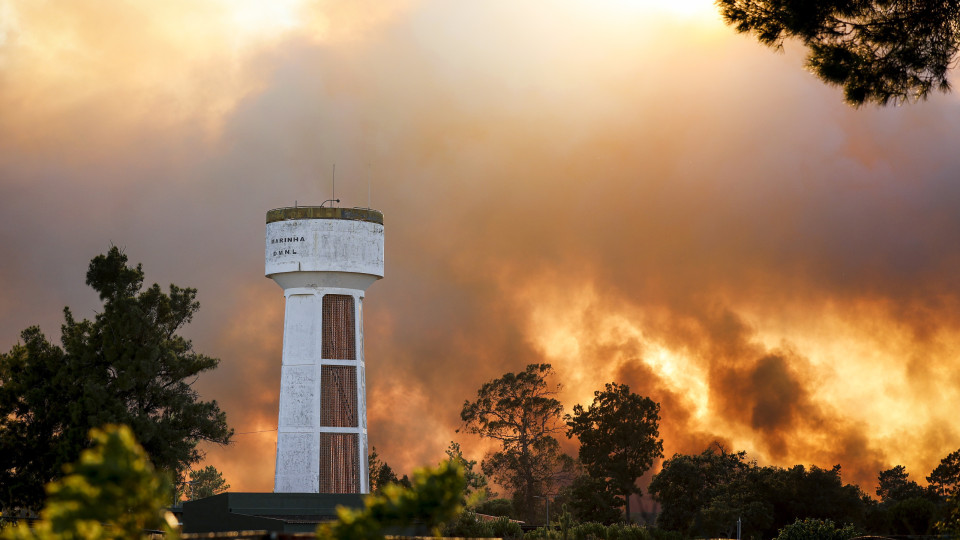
[651,444,959,538]
[379,362,960,539]
[5,250,960,538]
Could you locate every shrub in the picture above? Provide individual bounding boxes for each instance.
[774,518,861,540]
[571,522,608,540]
[607,523,650,540]
[524,527,559,540]
[443,512,495,538]
[475,498,515,518]
[491,516,524,540]
[1,424,178,540]
[318,460,466,540]
[647,528,685,540]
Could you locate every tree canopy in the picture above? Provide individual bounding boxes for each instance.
[566,382,663,522]
[460,364,571,522]
[717,0,960,105]
[0,248,232,510]
[186,465,230,501]
[649,444,869,538]
[876,465,930,504]
[369,447,410,494]
[928,448,960,497]
[445,441,491,505]
[554,473,622,525]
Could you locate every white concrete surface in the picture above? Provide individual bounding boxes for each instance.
[266,213,382,495]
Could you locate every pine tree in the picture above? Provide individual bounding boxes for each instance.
[0,248,232,510]
[717,0,960,106]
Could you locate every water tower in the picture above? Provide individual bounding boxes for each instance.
[265,206,384,494]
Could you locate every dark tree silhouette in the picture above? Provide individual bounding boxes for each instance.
[717,0,960,105]
[566,382,663,522]
[460,364,571,522]
[0,248,232,509]
[929,448,960,497]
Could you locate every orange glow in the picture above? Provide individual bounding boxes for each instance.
[1,0,959,498]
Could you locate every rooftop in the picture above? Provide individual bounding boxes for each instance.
[266,207,383,225]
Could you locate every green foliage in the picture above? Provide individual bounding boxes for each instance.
[768,465,868,530]
[650,445,868,539]
[491,516,524,540]
[605,523,650,540]
[555,475,621,525]
[558,505,573,540]
[555,522,654,540]
[461,364,571,521]
[474,497,514,517]
[570,522,607,540]
[368,447,409,494]
[646,529,684,540]
[649,445,755,537]
[2,424,178,540]
[523,527,558,540]
[0,248,232,509]
[566,383,663,522]
[936,493,960,536]
[316,460,466,540]
[446,441,491,504]
[443,511,495,538]
[716,0,960,106]
[441,512,523,539]
[773,518,860,540]
[185,465,229,500]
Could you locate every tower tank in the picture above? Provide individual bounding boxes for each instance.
[265,206,384,494]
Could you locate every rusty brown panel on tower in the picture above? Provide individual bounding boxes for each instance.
[319,432,360,493]
[322,294,356,360]
[321,365,358,427]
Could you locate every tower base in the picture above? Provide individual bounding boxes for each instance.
[181,492,365,534]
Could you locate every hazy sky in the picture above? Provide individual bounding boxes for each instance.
[3,0,960,495]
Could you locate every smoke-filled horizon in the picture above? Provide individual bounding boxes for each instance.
[2,0,960,495]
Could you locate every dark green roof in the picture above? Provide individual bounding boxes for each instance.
[266,207,383,225]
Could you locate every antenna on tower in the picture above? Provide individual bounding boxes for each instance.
[321,164,340,208]
[367,162,371,209]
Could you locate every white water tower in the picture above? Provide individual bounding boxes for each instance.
[265,206,384,494]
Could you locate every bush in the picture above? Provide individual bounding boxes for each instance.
[491,516,524,540]
[647,528,685,540]
[318,460,467,540]
[774,518,860,540]
[442,513,523,539]
[443,511,495,538]
[607,523,650,540]
[571,522,608,540]
[1,424,178,540]
[475,498,515,518]
[524,527,559,540]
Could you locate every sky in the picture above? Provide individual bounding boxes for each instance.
[3,0,960,497]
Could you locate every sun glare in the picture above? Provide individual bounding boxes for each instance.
[218,0,304,39]
[597,0,719,20]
